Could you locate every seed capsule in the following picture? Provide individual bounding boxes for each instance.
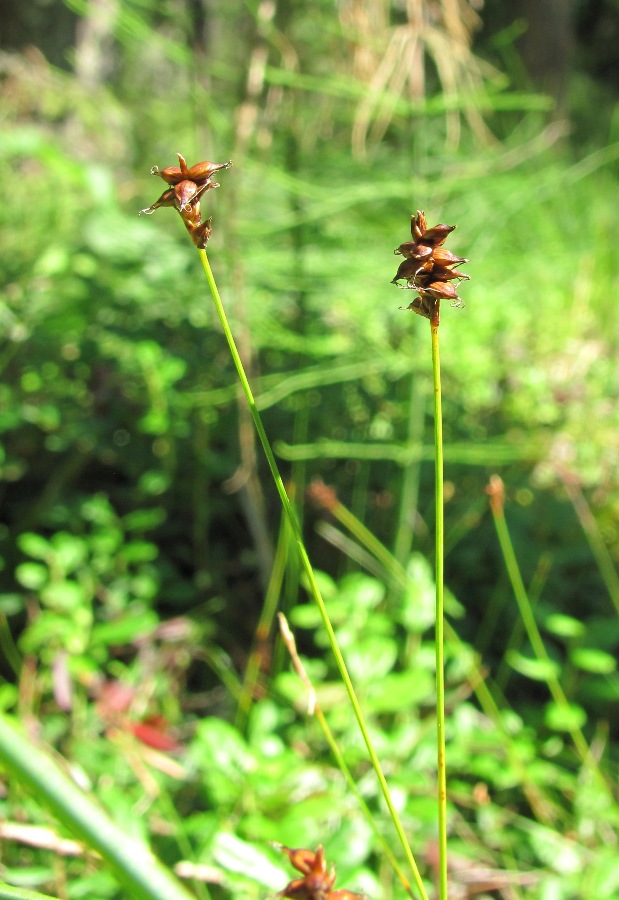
[174,179,201,211]
[412,210,428,238]
[421,280,460,300]
[138,187,176,215]
[431,247,469,267]
[418,223,456,247]
[186,159,233,184]
[152,164,183,184]
[392,258,423,284]
[394,240,433,260]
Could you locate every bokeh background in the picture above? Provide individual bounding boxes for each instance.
[1,1,618,898]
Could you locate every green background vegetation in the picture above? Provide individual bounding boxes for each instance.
[0,0,618,897]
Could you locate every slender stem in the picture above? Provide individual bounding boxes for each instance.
[394,374,425,567]
[198,249,430,900]
[235,512,289,729]
[278,613,415,898]
[430,318,448,900]
[0,885,59,900]
[489,489,607,784]
[560,472,619,616]
[314,491,558,825]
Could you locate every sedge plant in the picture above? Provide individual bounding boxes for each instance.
[141,158,474,900]
[392,211,471,900]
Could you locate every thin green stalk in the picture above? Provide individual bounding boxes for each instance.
[313,490,559,826]
[430,319,448,900]
[198,248,430,900]
[0,885,60,900]
[330,501,406,581]
[0,716,194,900]
[394,374,426,567]
[278,613,415,898]
[235,512,289,729]
[560,472,619,616]
[488,484,608,785]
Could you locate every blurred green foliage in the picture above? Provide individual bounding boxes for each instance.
[1,0,619,897]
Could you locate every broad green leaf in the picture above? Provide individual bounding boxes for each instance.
[121,508,167,531]
[90,611,159,646]
[528,822,584,875]
[569,647,616,674]
[337,573,385,610]
[544,613,585,639]
[345,636,397,681]
[506,650,560,682]
[17,533,51,561]
[19,614,88,655]
[400,553,435,631]
[365,668,434,713]
[588,847,619,897]
[118,540,159,563]
[544,701,587,732]
[50,532,88,572]
[192,719,256,806]
[15,563,48,591]
[212,832,287,889]
[41,581,88,612]
[0,593,24,614]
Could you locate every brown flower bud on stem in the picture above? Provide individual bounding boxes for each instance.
[140,153,232,248]
[485,474,505,516]
[391,210,469,321]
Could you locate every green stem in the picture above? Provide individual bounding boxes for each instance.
[198,249,430,900]
[490,497,607,782]
[394,374,425,567]
[0,716,194,900]
[0,885,60,900]
[278,613,415,898]
[431,319,448,900]
[315,491,559,825]
[235,512,289,729]
[560,473,619,616]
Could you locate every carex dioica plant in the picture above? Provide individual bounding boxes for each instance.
[392,211,470,900]
[140,159,429,900]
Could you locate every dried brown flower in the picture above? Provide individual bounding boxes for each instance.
[306,479,339,513]
[392,210,469,321]
[139,152,232,248]
[275,844,366,900]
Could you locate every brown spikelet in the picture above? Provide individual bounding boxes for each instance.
[140,154,232,248]
[392,210,469,321]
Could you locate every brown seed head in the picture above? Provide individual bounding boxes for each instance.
[485,474,505,516]
[392,209,469,320]
[141,152,231,247]
[275,844,365,900]
[307,479,339,512]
